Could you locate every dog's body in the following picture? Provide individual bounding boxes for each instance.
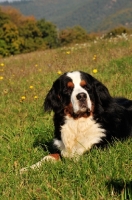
[20,71,132,172]
[44,71,132,158]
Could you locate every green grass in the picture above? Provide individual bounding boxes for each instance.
[0,36,132,200]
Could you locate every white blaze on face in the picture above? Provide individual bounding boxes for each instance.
[67,71,92,113]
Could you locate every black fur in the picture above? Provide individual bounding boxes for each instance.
[44,71,132,149]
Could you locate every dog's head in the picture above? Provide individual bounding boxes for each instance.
[44,71,112,117]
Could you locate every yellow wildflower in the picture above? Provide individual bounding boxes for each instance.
[34,95,38,99]
[0,63,4,67]
[21,96,26,100]
[57,70,62,75]
[29,85,34,89]
[20,96,26,102]
[92,69,98,74]
[66,51,70,54]
[0,76,4,80]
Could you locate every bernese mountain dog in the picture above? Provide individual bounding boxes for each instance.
[20,71,132,172]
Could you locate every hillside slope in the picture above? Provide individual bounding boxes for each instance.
[0,0,132,32]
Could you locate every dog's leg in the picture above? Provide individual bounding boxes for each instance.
[20,154,60,174]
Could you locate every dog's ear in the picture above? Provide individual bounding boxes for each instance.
[83,73,111,107]
[44,79,62,113]
[93,78,112,108]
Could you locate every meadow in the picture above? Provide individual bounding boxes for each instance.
[0,34,132,200]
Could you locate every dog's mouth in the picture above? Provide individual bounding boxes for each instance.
[76,101,91,114]
[64,104,91,119]
[64,101,92,118]
[73,100,94,118]
[73,108,91,118]
[78,101,89,112]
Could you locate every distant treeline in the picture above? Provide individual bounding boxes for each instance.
[0,6,132,57]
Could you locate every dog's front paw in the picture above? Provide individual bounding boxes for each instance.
[43,153,60,161]
[20,154,60,174]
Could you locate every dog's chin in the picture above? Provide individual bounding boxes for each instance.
[73,107,91,118]
[64,103,91,118]
[78,107,87,113]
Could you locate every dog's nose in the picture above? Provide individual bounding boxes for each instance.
[76,92,87,101]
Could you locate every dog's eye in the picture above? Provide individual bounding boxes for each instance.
[67,87,73,94]
[82,85,90,91]
[64,87,73,95]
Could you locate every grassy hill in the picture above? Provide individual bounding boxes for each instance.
[0,34,132,199]
[0,0,132,32]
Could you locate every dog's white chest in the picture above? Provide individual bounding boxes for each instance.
[59,116,105,157]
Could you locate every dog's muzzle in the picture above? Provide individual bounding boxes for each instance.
[76,92,87,101]
[76,92,88,111]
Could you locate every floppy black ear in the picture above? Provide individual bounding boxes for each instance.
[93,78,112,108]
[83,72,112,107]
[44,80,62,113]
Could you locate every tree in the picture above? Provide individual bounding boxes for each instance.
[0,8,10,26]
[59,26,88,45]
[18,19,43,52]
[0,21,22,55]
[1,6,36,27]
[37,19,58,48]
[105,26,131,38]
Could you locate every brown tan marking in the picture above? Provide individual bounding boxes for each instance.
[64,102,94,119]
[67,81,74,88]
[64,103,74,117]
[80,80,87,87]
